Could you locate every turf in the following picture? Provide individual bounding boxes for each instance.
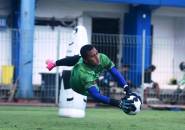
[0,106,184,130]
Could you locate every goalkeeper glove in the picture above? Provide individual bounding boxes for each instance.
[123,84,131,95]
[119,97,135,113]
[46,59,56,71]
[119,93,142,114]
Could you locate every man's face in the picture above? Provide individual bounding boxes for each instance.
[85,47,100,66]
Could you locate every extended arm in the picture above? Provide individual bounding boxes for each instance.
[87,86,136,111]
[56,55,81,66]
[46,55,81,71]
[87,86,121,107]
[109,67,131,94]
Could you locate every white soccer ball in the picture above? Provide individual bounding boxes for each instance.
[124,93,142,115]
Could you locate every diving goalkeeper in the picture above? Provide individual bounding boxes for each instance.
[46,44,140,112]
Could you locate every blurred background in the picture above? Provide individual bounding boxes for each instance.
[0,0,185,108]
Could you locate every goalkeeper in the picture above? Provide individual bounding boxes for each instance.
[46,44,139,112]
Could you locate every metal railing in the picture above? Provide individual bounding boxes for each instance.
[0,28,185,105]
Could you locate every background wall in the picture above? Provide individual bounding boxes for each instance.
[1,1,185,88]
[152,7,185,86]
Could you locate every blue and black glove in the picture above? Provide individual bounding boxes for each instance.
[123,84,132,95]
[119,97,135,113]
[120,92,142,114]
[109,95,135,112]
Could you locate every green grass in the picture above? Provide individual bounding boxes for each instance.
[0,106,185,130]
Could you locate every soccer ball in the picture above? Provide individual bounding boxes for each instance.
[123,93,142,115]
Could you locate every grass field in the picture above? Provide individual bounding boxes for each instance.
[0,106,185,130]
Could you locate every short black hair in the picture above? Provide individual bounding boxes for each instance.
[149,65,156,71]
[146,65,156,72]
[80,44,94,59]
